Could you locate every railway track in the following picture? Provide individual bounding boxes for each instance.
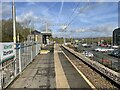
[60,46,118,89]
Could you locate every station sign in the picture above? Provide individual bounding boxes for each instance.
[0,43,15,63]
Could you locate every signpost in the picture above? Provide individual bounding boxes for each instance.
[0,43,15,63]
[0,43,15,89]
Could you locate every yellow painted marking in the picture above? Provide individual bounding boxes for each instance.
[40,50,50,54]
[13,37,16,40]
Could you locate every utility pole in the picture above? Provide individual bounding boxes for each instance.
[12,0,17,76]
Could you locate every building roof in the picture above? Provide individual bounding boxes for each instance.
[31,30,52,36]
[31,30,41,35]
[113,28,120,32]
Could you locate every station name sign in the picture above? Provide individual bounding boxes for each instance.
[0,43,15,62]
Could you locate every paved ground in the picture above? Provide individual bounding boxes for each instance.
[54,44,70,88]
[9,46,55,89]
[8,44,92,89]
[58,52,91,89]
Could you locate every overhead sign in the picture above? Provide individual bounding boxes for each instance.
[0,43,15,63]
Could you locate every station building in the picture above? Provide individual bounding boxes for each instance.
[27,30,52,44]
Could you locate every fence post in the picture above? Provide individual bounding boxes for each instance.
[18,44,22,73]
[14,46,17,76]
[31,45,33,62]
[36,44,37,55]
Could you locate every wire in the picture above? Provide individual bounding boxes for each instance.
[66,2,90,30]
[65,2,80,25]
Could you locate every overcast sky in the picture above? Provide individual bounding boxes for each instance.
[1,1,119,38]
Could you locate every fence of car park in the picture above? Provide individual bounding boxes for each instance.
[0,42,41,89]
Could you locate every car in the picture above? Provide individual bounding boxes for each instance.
[94,48,102,52]
[82,51,94,58]
[82,43,91,48]
[94,48,110,52]
[109,50,120,58]
[100,48,108,52]
[112,45,119,49]
[82,43,88,47]
[86,52,94,58]
[106,48,114,52]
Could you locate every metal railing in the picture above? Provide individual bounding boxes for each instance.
[0,42,41,89]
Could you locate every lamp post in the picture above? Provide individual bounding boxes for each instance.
[12,0,16,44]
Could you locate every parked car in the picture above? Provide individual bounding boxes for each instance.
[94,48,107,52]
[94,48,102,52]
[82,51,94,58]
[108,50,120,58]
[82,43,91,48]
[112,45,119,49]
[94,48,114,52]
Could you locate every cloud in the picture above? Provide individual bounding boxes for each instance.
[1,2,118,38]
[1,2,12,19]
[71,28,86,33]
[57,0,64,23]
[68,24,116,38]
[16,11,42,28]
[16,9,54,30]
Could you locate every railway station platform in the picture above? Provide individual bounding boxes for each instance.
[8,44,93,89]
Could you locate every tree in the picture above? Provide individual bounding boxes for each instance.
[1,19,31,42]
